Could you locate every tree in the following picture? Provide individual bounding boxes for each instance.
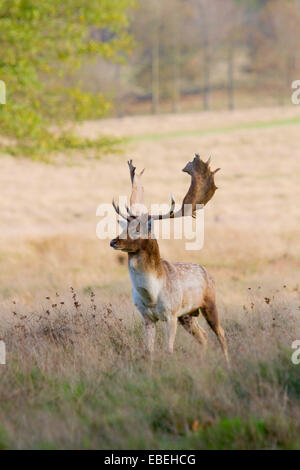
[220,1,246,110]
[0,0,135,158]
[131,0,191,113]
[190,0,225,110]
[131,0,161,113]
[249,0,300,104]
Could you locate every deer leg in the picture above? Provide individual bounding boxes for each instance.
[179,314,208,356]
[166,316,178,353]
[200,300,229,365]
[143,316,156,357]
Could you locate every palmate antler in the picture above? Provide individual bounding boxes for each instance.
[149,154,220,220]
[112,155,220,223]
[181,154,220,217]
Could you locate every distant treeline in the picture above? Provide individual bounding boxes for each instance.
[84,0,300,114]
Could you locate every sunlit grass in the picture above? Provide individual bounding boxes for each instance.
[1,106,300,449]
[125,116,300,142]
[0,286,299,449]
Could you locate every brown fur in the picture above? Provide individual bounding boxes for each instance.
[127,238,163,276]
[200,297,228,362]
[110,158,229,364]
[111,232,229,363]
[179,314,208,348]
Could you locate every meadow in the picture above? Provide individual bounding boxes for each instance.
[0,106,300,449]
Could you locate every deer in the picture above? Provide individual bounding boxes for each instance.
[110,155,229,364]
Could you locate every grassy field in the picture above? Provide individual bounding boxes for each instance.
[0,106,300,449]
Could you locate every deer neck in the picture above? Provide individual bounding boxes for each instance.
[128,239,163,278]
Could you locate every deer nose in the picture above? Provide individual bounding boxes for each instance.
[110,239,117,247]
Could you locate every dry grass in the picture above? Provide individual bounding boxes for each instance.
[0,287,299,449]
[0,106,300,449]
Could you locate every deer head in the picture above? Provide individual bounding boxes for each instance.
[110,155,220,252]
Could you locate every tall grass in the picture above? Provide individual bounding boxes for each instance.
[1,107,300,449]
[0,287,299,450]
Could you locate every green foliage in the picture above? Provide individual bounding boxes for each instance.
[0,426,11,450]
[194,417,268,450]
[0,0,135,159]
[10,359,300,450]
[259,350,300,401]
[0,132,123,161]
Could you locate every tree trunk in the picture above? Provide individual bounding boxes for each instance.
[151,20,160,114]
[171,11,181,113]
[227,45,235,110]
[115,64,123,117]
[203,46,211,111]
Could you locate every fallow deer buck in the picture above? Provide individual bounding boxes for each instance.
[110,156,229,364]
